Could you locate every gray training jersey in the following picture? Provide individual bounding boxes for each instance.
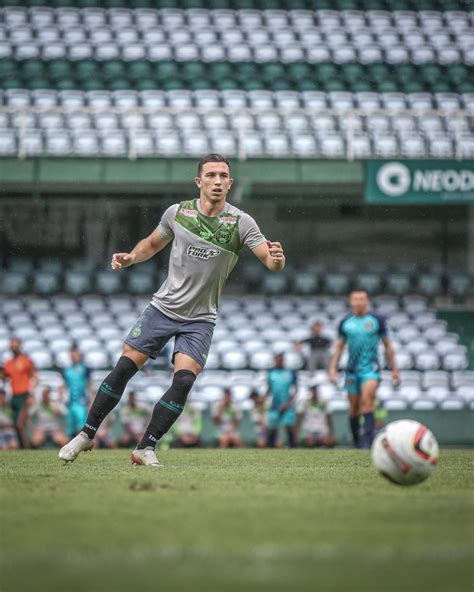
[151,198,266,323]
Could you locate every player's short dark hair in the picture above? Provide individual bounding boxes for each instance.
[198,154,231,177]
[350,288,369,296]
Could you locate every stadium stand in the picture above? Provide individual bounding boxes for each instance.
[1,292,472,415]
[0,5,472,158]
[0,1,473,448]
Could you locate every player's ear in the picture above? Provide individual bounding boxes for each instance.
[194,176,201,188]
[228,178,234,189]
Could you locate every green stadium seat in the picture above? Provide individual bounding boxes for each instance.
[216,79,239,90]
[127,61,153,83]
[136,79,157,91]
[22,60,45,80]
[48,60,73,82]
[29,78,51,90]
[56,79,77,91]
[404,81,427,94]
[182,62,206,80]
[109,79,131,91]
[261,63,286,82]
[377,80,400,93]
[243,79,265,91]
[82,80,105,91]
[75,61,100,81]
[2,79,24,90]
[0,59,17,78]
[430,81,454,93]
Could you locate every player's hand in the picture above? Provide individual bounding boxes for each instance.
[266,240,284,262]
[392,369,401,387]
[111,253,135,270]
[328,367,338,384]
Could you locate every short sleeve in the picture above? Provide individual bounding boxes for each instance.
[156,204,178,240]
[377,315,387,338]
[338,318,348,340]
[239,213,266,250]
[85,367,91,380]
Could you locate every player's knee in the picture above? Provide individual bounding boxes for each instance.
[171,369,196,396]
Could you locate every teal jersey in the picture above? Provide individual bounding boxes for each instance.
[268,369,297,410]
[63,363,90,406]
[338,313,387,374]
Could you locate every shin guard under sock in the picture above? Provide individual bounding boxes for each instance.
[137,370,196,449]
[82,356,138,438]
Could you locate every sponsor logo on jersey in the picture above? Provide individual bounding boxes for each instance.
[187,245,221,260]
[219,216,238,225]
[181,208,198,217]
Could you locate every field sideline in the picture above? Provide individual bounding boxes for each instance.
[1,449,472,592]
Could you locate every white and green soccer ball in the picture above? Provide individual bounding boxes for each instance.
[371,420,439,486]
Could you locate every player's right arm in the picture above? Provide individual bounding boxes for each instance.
[111,229,172,270]
[328,339,346,384]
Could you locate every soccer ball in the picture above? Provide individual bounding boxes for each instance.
[371,420,439,486]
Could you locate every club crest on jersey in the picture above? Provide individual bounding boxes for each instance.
[215,227,233,244]
[364,321,374,331]
[187,245,221,260]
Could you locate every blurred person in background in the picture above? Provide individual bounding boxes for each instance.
[119,391,150,448]
[267,353,297,448]
[60,347,92,438]
[249,390,268,448]
[212,388,243,448]
[295,321,331,373]
[172,401,202,447]
[0,389,19,450]
[1,337,37,449]
[31,386,68,449]
[329,289,399,449]
[298,384,335,448]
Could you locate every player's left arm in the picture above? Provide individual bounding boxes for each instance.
[252,240,286,272]
[29,359,38,390]
[383,337,400,386]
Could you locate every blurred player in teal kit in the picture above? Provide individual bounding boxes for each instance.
[60,347,92,437]
[267,353,297,448]
[329,290,399,448]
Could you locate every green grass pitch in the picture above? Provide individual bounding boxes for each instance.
[1,449,472,592]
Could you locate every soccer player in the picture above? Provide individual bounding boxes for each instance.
[266,353,297,448]
[328,289,400,449]
[2,337,37,449]
[60,347,92,438]
[59,154,285,466]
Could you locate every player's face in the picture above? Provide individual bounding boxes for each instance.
[195,162,233,204]
[71,350,81,364]
[349,291,369,315]
[10,338,21,354]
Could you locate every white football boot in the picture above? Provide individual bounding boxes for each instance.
[59,431,94,463]
[131,447,162,467]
